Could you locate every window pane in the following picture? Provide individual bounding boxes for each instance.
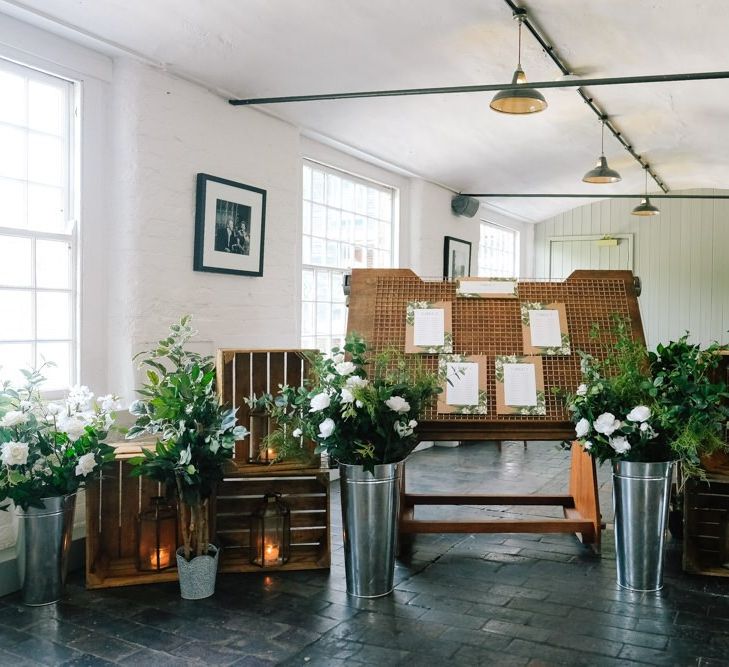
[315,303,330,334]
[301,235,311,264]
[302,202,311,235]
[27,184,65,233]
[37,341,71,389]
[0,178,26,230]
[311,204,326,237]
[302,269,315,301]
[326,209,341,241]
[36,239,71,289]
[0,236,32,287]
[316,270,331,302]
[37,291,71,339]
[28,81,64,135]
[342,180,355,212]
[0,126,27,179]
[0,71,26,125]
[0,342,33,385]
[301,302,314,336]
[0,289,33,339]
[28,133,63,186]
[312,169,325,203]
[302,165,312,200]
[326,174,341,208]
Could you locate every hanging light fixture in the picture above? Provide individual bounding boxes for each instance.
[632,167,660,216]
[582,117,622,183]
[490,12,547,115]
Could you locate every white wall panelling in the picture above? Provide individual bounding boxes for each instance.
[533,190,729,348]
[547,234,634,280]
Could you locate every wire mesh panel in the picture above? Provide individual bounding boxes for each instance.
[349,269,642,439]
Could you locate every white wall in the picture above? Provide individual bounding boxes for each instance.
[533,190,729,348]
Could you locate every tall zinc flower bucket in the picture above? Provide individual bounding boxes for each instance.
[16,494,77,605]
[340,461,403,598]
[612,461,673,591]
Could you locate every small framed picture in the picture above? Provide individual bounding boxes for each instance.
[443,236,472,279]
[194,173,266,276]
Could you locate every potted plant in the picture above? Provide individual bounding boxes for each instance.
[261,333,441,597]
[0,367,117,605]
[127,316,247,599]
[565,321,728,591]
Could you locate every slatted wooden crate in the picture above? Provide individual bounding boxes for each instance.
[216,349,317,464]
[213,463,330,573]
[683,473,729,577]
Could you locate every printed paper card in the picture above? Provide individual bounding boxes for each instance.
[495,355,546,416]
[405,301,453,354]
[520,302,571,355]
[436,354,489,414]
[456,277,518,299]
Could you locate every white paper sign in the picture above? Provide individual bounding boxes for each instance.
[457,280,517,296]
[445,362,479,406]
[528,309,562,347]
[503,363,538,406]
[413,309,445,347]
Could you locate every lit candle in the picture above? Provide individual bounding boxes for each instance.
[149,546,171,569]
[264,542,280,566]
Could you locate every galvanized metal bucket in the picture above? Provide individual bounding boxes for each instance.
[176,544,220,599]
[339,461,403,598]
[612,460,673,591]
[16,494,77,606]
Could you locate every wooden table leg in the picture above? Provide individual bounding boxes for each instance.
[566,442,602,553]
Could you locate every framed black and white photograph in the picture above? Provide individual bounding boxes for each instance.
[443,236,472,279]
[194,173,266,276]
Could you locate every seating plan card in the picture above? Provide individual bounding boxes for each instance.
[456,277,518,299]
[437,354,489,414]
[495,355,546,415]
[520,302,571,355]
[405,301,453,353]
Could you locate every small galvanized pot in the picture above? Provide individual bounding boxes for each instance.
[175,544,220,600]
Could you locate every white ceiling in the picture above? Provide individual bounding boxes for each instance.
[5,0,729,221]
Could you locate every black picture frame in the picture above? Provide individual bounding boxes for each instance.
[193,173,266,276]
[443,236,472,279]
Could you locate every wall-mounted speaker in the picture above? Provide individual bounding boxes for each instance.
[451,195,480,218]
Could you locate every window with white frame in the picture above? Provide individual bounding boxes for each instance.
[301,160,396,351]
[478,221,519,278]
[0,59,77,390]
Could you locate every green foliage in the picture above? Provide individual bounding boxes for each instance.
[0,366,117,511]
[126,315,248,558]
[257,333,441,474]
[565,318,729,477]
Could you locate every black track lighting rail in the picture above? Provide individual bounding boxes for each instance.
[461,193,729,199]
[503,0,669,192]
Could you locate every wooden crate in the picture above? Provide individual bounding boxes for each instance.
[216,349,316,463]
[683,473,729,577]
[213,462,330,573]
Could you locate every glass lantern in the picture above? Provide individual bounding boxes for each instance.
[250,492,290,567]
[136,496,178,571]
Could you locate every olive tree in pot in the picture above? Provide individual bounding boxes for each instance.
[127,316,247,599]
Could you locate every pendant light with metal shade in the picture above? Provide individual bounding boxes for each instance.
[632,167,660,216]
[490,11,547,115]
[582,118,622,183]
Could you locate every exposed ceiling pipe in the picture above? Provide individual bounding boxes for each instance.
[503,0,669,193]
[460,193,729,199]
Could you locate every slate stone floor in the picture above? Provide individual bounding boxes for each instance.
[2,441,729,666]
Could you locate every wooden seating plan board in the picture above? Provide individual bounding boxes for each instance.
[347,268,646,553]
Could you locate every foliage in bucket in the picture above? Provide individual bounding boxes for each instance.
[258,333,441,473]
[0,366,117,511]
[127,316,248,560]
[564,319,729,476]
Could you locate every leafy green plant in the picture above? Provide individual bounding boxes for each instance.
[0,366,116,511]
[127,316,248,560]
[257,333,441,473]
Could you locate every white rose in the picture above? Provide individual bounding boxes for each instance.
[19,400,33,412]
[576,384,588,397]
[309,392,331,413]
[340,388,354,404]
[46,403,64,417]
[408,419,418,428]
[640,422,658,439]
[98,394,121,413]
[394,421,414,438]
[66,385,94,412]
[334,361,356,376]
[583,441,593,451]
[332,353,345,364]
[0,411,29,428]
[292,428,302,438]
[575,418,590,439]
[58,414,88,441]
[355,400,363,408]
[594,413,620,436]
[385,396,410,414]
[318,418,335,439]
[609,436,631,455]
[74,452,97,477]
[1,441,29,466]
[179,446,191,465]
[345,376,368,389]
[626,406,651,423]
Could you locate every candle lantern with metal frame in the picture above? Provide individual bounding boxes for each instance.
[250,492,291,567]
[136,496,178,571]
